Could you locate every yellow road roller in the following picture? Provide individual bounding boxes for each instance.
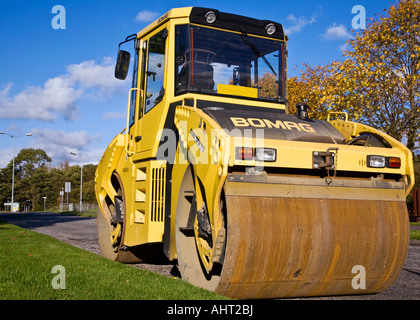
[95,7,414,299]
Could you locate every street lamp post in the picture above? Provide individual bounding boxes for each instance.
[70,152,83,213]
[0,131,32,212]
[43,196,47,211]
[60,187,64,211]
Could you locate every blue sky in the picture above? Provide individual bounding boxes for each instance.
[0,0,394,168]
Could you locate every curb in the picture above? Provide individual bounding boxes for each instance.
[409,239,420,246]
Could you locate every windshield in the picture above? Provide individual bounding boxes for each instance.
[175,24,286,102]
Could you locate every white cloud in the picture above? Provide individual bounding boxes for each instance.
[135,10,159,23]
[32,128,94,149]
[0,77,81,121]
[30,128,102,164]
[284,13,317,35]
[0,58,126,121]
[103,111,126,119]
[0,128,103,168]
[66,57,122,92]
[322,23,352,40]
[0,147,13,168]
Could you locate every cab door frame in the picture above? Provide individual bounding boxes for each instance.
[133,24,169,159]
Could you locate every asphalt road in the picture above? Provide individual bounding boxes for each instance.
[1,211,419,300]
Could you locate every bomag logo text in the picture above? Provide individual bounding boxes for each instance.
[230,117,315,133]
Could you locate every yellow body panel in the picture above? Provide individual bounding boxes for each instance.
[217,84,258,98]
[136,7,192,40]
[123,160,166,246]
[95,133,125,212]
[330,119,414,194]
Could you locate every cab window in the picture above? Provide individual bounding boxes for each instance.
[175,24,285,102]
[128,48,139,127]
[145,29,167,113]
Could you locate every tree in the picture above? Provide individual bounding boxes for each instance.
[340,0,420,149]
[287,63,338,118]
[18,167,50,210]
[0,148,97,211]
[14,148,52,179]
[259,72,278,99]
[287,0,420,151]
[0,166,12,207]
[82,164,97,204]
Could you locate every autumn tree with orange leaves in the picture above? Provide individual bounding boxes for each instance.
[287,63,337,118]
[288,0,420,151]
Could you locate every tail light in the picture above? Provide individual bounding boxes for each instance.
[387,157,401,168]
[236,147,254,160]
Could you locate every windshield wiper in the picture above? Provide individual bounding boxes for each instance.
[240,30,277,76]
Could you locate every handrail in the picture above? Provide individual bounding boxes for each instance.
[125,88,138,155]
[327,111,348,122]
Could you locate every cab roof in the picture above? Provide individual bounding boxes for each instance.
[137,7,285,40]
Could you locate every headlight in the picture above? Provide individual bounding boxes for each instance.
[255,148,276,162]
[265,23,276,35]
[205,11,217,24]
[367,155,386,168]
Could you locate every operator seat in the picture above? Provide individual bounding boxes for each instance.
[178,49,215,92]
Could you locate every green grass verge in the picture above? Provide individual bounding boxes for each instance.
[410,229,420,240]
[57,210,97,218]
[410,222,420,240]
[47,209,97,218]
[0,220,228,300]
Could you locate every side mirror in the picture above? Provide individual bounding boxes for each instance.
[115,50,130,80]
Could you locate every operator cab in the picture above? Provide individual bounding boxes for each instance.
[115,7,287,106]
